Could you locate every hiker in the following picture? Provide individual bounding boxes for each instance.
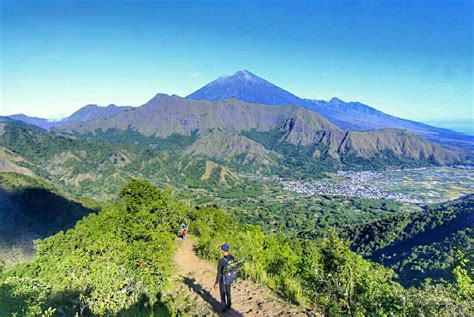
[213,243,235,312]
[178,223,188,240]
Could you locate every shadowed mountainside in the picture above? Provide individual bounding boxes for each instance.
[0,173,93,264]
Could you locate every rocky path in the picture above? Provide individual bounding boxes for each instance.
[173,238,310,316]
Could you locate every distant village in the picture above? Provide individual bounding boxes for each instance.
[280,171,420,203]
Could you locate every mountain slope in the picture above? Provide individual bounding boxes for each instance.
[0,118,263,199]
[308,98,474,149]
[0,147,35,176]
[245,127,461,165]
[59,94,339,138]
[185,129,279,163]
[55,94,460,166]
[330,129,459,164]
[0,101,463,202]
[343,195,474,286]
[4,94,464,168]
[187,70,473,149]
[187,70,305,106]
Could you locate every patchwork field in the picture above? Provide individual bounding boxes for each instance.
[372,167,474,203]
[282,167,474,204]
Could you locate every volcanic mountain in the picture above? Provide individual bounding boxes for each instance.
[187,70,304,106]
[187,70,473,150]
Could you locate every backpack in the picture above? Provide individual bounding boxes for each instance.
[222,258,244,285]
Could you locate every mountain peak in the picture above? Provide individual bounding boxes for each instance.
[233,69,257,80]
[63,103,133,124]
[83,104,100,109]
[329,97,344,104]
[214,69,263,84]
[187,70,305,106]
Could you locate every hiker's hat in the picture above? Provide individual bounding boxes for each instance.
[181,223,186,228]
[221,243,230,251]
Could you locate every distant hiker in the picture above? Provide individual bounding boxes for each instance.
[178,223,188,240]
[214,243,236,312]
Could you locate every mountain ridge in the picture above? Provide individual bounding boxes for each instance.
[7,104,134,130]
[60,104,134,124]
[52,94,461,165]
[58,94,340,139]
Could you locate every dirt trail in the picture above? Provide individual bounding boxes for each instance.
[173,237,309,316]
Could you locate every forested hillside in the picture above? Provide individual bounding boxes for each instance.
[344,195,473,285]
[0,119,249,200]
[213,190,473,288]
[0,180,472,316]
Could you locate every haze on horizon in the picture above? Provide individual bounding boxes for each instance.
[1,1,472,131]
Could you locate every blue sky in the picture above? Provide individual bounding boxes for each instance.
[1,0,472,127]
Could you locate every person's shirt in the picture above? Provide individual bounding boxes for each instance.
[215,254,234,284]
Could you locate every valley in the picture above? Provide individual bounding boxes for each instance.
[281,166,474,204]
